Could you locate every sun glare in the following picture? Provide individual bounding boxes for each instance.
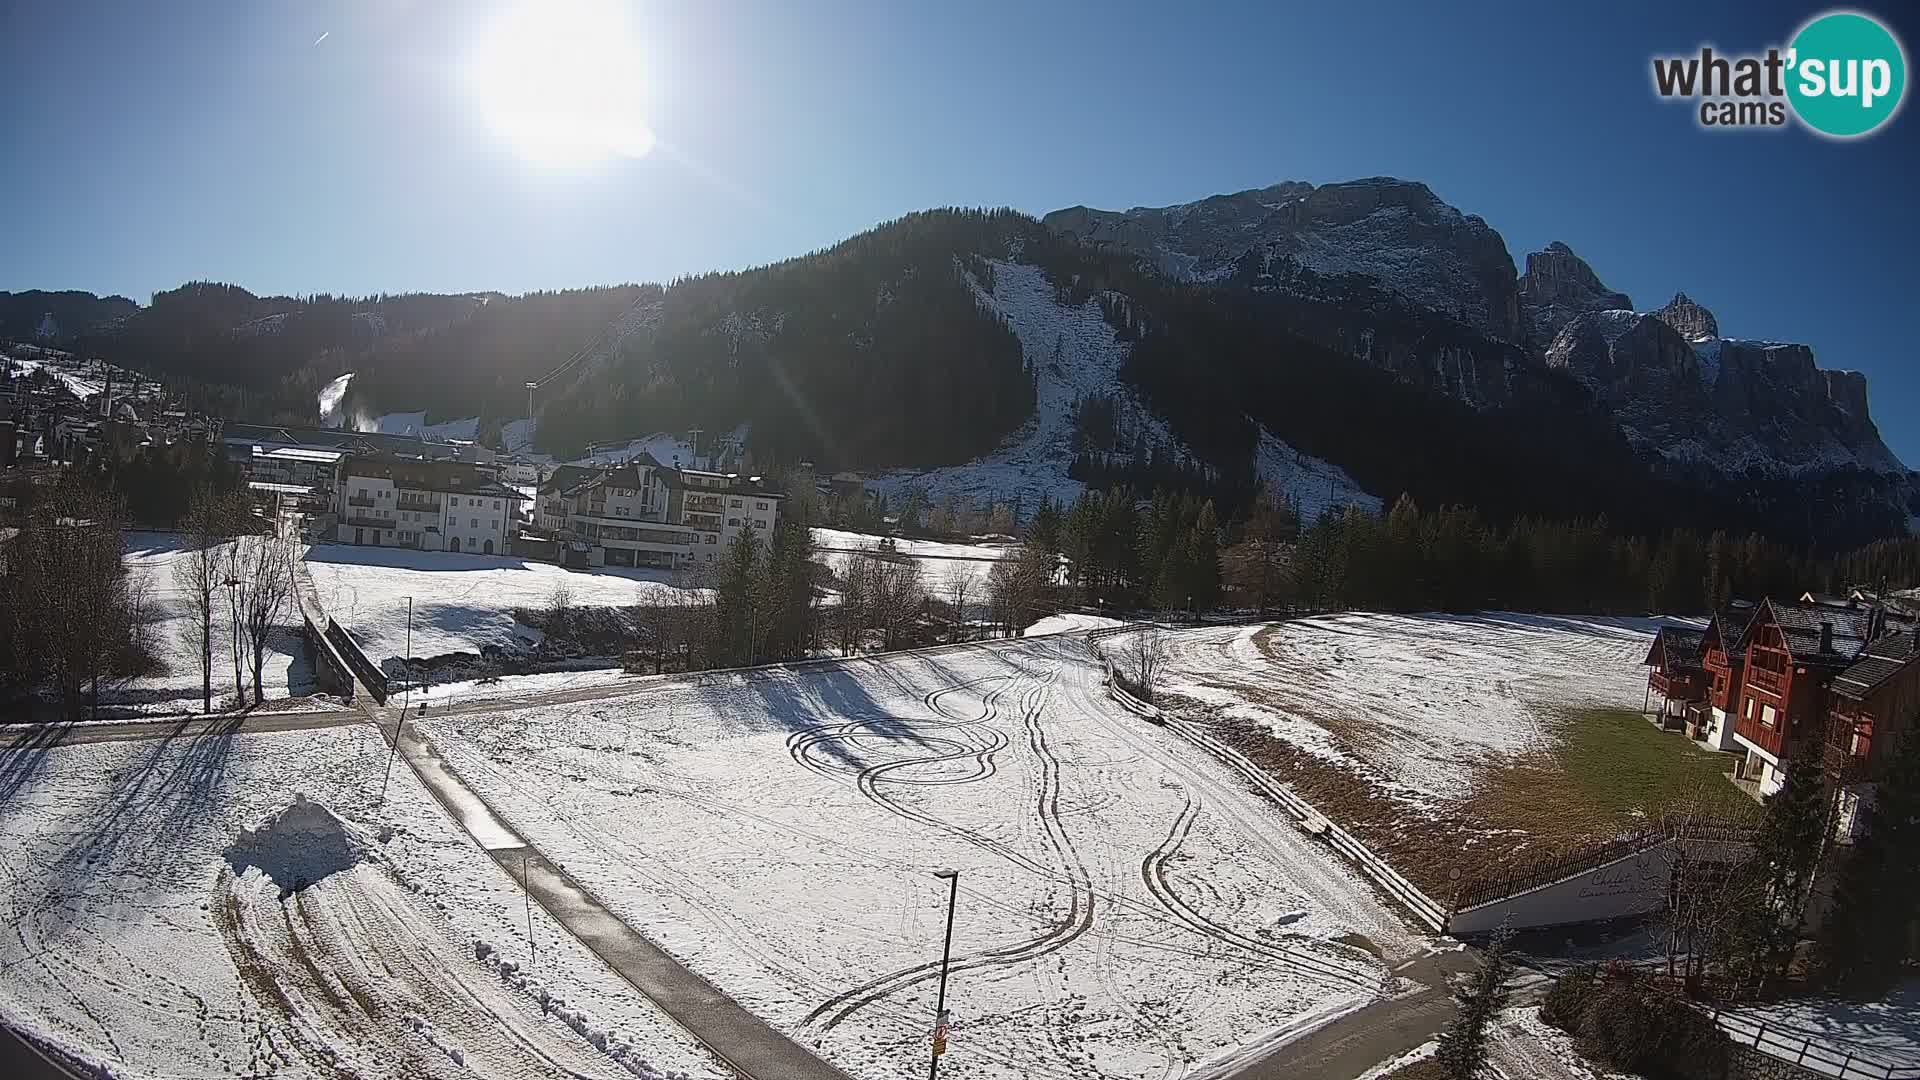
[466,0,656,168]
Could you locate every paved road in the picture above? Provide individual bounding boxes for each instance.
[0,1022,84,1080]
[1216,951,1476,1078]
[0,709,362,749]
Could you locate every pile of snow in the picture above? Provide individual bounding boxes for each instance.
[226,794,375,894]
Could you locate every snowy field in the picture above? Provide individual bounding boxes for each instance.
[1156,613,1663,806]
[812,527,1017,596]
[0,721,727,1080]
[118,532,309,716]
[302,543,701,667]
[416,636,1422,1080]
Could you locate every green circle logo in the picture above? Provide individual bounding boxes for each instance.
[1787,11,1907,137]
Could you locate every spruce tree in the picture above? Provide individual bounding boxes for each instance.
[1820,733,1920,993]
[1436,921,1514,1079]
[1726,756,1830,988]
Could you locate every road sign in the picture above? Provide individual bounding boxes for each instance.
[931,1009,950,1056]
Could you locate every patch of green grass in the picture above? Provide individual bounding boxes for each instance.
[1557,708,1752,821]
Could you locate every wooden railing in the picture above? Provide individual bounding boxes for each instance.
[1705,1006,1920,1079]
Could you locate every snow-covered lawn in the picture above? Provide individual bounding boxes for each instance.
[1157,613,1664,805]
[416,637,1421,1079]
[812,527,1017,596]
[302,543,701,666]
[0,721,726,1079]
[120,531,308,715]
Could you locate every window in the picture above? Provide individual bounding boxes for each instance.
[494,499,501,509]
[728,518,740,527]
[490,520,498,532]
[1760,704,1778,728]
[705,534,716,544]
[754,519,766,529]
[730,498,743,507]
[756,501,767,510]
[471,518,479,528]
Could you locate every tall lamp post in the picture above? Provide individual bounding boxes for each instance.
[929,868,959,1079]
[379,595,412,806]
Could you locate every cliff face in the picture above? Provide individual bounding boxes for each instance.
[1044,177,1523,341]
[1517,242,1633,351]
[1546,301,1905,478]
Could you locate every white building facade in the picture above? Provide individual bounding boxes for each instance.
[332,454,524,555]
[536,456,783,569]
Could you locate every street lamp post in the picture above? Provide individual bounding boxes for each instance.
[929,868,959,1079]
[379,596,412,806]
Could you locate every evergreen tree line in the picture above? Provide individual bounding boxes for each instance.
[1045,484,1920,618]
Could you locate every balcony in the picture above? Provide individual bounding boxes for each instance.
[683,512,722,530]
[343,515,389,529]
[347,495,376,508]
[1649,670,1705,700]
[1746,664,1787,697]
[397,498,441,514]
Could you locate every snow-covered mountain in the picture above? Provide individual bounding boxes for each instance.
[1041,179,1911,531]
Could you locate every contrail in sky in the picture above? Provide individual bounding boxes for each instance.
[313,31,329,46]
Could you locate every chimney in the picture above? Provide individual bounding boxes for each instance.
[1819,621,1834,653]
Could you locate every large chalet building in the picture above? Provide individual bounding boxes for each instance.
[1648,594,1918,815]
[1729,597,1911,798]
[330,454,525,555]
[533,454,784,569]
[1825,629,1920,840]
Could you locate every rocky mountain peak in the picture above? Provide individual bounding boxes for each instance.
[1043,177,1522,342]
[1516,241,1632,350]
[1655,292,1719,341]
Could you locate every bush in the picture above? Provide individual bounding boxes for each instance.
[1542,964,1729,1080]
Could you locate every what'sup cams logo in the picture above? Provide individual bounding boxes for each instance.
[1652,10,1907,137]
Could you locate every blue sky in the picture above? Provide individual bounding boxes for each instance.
[4,0,1918,463]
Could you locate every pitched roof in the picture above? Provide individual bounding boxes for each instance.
[342,453,523,499]
[1646,626,1707,671]
[1762,599,1915,667]
[1702,601,1758,660]
[1832,631,1920,700]
[538,464,598,495]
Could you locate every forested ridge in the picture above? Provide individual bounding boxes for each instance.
[15,207,1915,550]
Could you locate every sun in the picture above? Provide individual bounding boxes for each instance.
[465,0,656,168]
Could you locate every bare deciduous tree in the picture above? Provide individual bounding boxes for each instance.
[9,485,156,720]
[231,521,297,704]
[1118,628,1170,700]
[946,571,974,643]
[174,485,236,713]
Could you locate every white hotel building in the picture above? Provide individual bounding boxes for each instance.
[536,454,783,569]
[331,454,525,555]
